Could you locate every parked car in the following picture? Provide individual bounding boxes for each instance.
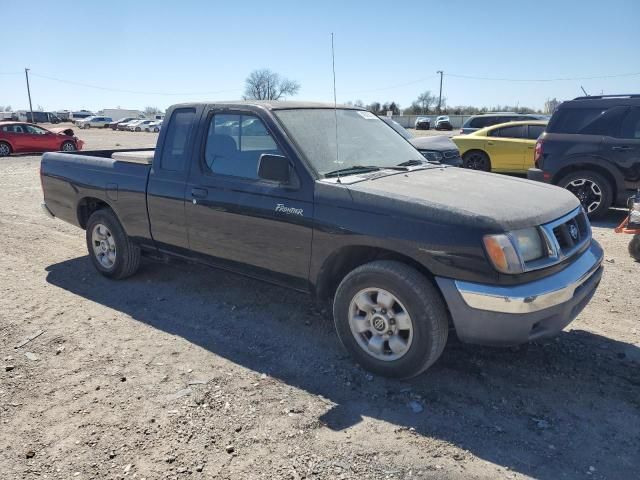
[434,115,453,131]
[70,111,94,123]
[144,121,162,132]
[0,121,83,156]
[414,116,431,130]
[127,119,155,132]
[40,101,603,379]
[380,117,462,167]
[459,113,546,135]
[77,116,113,129]
[452,120,547,173]
[109,117,138,130]
[117,120,141,131]
[528,94,640,218]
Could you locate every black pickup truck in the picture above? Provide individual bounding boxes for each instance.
[41,101,604,378]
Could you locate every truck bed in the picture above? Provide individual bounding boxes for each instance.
[40,149,155,244]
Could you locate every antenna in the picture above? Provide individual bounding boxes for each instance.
[331,33,341,181]
[580,85,589,96]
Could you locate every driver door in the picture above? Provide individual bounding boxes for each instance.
[185,109,313,289]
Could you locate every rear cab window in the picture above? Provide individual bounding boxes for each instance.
[159,108,196,171]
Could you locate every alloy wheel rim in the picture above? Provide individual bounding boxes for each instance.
[91,223,116,269]
[0,144,9,155]
[565,179,602,213]
[467,154,486,170]
[348,288,413,361]
[62,142,75,151]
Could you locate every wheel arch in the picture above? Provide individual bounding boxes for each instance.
[0,139,14,153]
[552,160,622,194]
[313,245,437,301]
[77,197,116,230]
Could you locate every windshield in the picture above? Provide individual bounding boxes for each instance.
[275,109,423,176]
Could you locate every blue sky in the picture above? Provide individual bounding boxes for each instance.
[2,0,638,112]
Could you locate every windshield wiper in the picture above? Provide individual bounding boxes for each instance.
[397,159,427,167]
[324,165,383,178]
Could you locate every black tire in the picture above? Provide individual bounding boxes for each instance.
[0,141,12,157]
[557,170,612,219]
[629,235,640,262]
[463,150,491,171]
[135,127,141,132]
[85,209,141,279]
[333,260,448,379]
[61,141,76,152]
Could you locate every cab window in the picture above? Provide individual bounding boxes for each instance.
[204,113,282,180]
[488,125,525,138]
[527,125,545,139]
[159,108,196,172]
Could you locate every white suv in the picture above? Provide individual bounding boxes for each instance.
[77,116,113,129]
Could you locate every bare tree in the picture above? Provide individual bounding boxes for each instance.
[144,106,161,116]
[416,91,436,114]
[243,69,300,100]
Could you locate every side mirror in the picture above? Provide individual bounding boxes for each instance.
[258,154,290,183]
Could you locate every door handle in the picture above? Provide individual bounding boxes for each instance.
[612,145,633,151]
[487,141,494,145]
[191,187,208,199]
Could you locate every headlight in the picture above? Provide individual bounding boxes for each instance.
[483,227,544,274]
[420,150,443,162]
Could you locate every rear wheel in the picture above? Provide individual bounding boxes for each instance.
[558,170,612,219]
[86,209,141,279]
[135,127,141,132]
[629,235,640,262]
[0,141,12,157]
[463,150,491,171]
[333,260,448,378]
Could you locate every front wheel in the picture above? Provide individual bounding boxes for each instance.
[558,170,612,219]
[86,209,141,279]
[61,141,76,151]
[629,235,640,262]
[333,260,448,378]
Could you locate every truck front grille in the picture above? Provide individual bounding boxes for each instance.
[523,207,591,272]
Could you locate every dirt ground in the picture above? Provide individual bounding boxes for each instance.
[1,126,638,480]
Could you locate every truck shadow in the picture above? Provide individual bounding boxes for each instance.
[45,256,640,479]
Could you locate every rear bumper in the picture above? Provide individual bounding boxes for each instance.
[435,240,603,346]
[527,167,547,182]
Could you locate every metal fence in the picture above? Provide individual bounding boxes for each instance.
[390,114,471,129]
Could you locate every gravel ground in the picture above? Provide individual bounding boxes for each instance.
[1,127,638,480]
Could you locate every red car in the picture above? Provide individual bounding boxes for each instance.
[0,121,84,156]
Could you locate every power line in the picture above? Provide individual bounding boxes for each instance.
[28,72,240,96]
[446,71,640,82]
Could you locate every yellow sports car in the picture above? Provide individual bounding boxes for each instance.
[452,120,547,173]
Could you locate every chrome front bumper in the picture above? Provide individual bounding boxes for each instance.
[455,241,603,314]
[435,241,603,346]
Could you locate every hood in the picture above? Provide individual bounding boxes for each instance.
[344,167,580,232]
[50,127,75,137]
[410,135,457,151]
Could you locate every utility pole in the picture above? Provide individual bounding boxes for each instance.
[436,70,444,113]
[25,68,34,123]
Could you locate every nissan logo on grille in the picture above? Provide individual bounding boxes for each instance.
[569,223,579,241]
